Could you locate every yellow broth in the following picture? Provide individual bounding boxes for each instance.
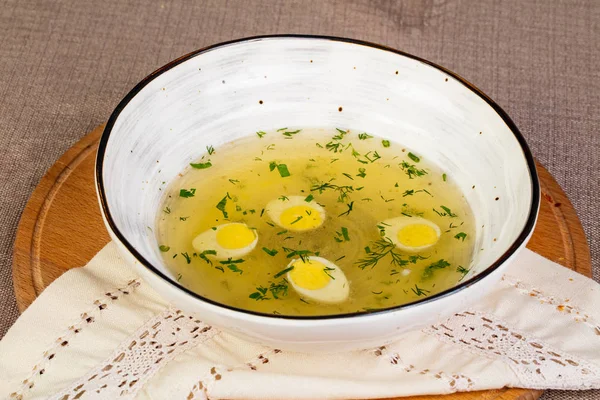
[156,128,475,316]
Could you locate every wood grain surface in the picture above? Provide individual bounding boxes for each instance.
[12,125,592,400]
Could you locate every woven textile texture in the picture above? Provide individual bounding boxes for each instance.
[0,0,598,399]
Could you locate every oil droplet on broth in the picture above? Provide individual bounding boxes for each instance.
[157,128,475,316]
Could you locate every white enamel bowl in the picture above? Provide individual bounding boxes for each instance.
[96,35,540,352]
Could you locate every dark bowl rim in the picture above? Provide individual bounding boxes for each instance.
[96,34,540,322]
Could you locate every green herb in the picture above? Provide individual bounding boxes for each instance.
[407,152,420,163]
[290,216,303,225]
[376,223,388,236]
[380,194,394,203]
[214,266,224,273]
[177,273,182,282]
[219,258,244,274]
[206,145,215,155]
[282,129,301,137]
[181,252,191,264]
[341,227,350,241]
[163,206,171,214]
[276,230,288,235]
[364,151,381,163]
[433,205,457,218]
[274,266,294,278]
[454,232,467,241]
[228,179,239,185]
[179,188,196,198]
[382,140,391,147]
[159,245,170,252]
[263,247,279,257]
[341,172,353,180]
[277,127,288,131]
[260,208,265,217]
[256,131,266,138]
[442,173,447,182]
[326,141,342,153]
[190,161,212,169]
[198,249,216,265]
[323,267,336,280]
[356,238,408,269]
[335,128,347,136]
[356,168,366,178]
[269,279,289,299]
[402,189,432,197]
[225,265,243,274]
[335,255,346,261]
[282,247,316,262]
[338,201,354,217]
[411,284,430,297]
[179,216,189,221]
[216,193,231,218]
[310,179,354,202]
[304,194,314,202]
[269,161,291,177]
[278,195,289,201]
[330,158,339,163]
[358,133,373,140]
[249,286,269,301]
[457,266,470,281]
[422,259,451,279]
[219,258,244,265]
[408,255,427,264]
[400,161,427,179]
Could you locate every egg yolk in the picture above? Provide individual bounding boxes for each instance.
[215,224,255,249]
[279,205,322,230]
[397,224,438,248]
[288,259,331,290]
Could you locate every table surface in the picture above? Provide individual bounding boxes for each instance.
[1,1,598,399]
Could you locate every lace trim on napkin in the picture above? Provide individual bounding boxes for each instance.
[371,345,475,391]
[424,310,600,389]
[501,274,600,335]
[48,307,217,400]
[10,279,142,400]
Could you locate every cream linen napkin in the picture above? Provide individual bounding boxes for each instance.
[1,242,599,400]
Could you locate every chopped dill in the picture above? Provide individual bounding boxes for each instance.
[407,152,420,163]
[400,161,427,179]
[422,259,451,279]
[190,161,212,169]
[338,201,354,217]
[356,238,408,270]
[454,232,467,241]
[411,284,430,297]
[216,193,231,218]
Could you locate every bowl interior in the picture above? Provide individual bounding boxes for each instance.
[99,36,536,310]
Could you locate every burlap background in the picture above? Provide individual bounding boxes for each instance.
[1,0,598,398]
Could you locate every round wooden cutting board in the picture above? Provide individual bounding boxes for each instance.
[12,125,592,400]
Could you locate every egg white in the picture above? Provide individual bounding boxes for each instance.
[286,256,350,304]
[191,222,258,260]
[380,216,441,253]
[266,195,326,231]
